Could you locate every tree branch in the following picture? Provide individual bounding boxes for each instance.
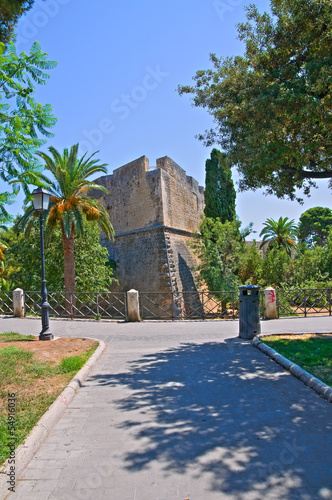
[281,165,332,179]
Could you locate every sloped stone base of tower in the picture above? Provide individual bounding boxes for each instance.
[104,227,200,294]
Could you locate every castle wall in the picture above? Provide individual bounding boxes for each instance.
[95,156,164,234]
[94,155,204,293]
[165,230,199,292]
[105,228,174,293]
[158,157,204,233]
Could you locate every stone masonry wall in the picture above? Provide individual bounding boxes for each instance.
[94,155,204,293]
[158,157,204,232]
[106,228,174,293]
[94,156,164,234]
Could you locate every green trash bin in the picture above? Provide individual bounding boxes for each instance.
[239,285,261,339]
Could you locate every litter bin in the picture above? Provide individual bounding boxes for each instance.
[239,285,261,339]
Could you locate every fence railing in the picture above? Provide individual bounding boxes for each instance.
[276,288,332,317]
[24,291,127,320]
[1,288,332,321]
[0,291,13,315]
[140,291,239,320]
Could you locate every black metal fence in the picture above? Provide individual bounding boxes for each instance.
[0,291,13,315]
[276,288,332,318]
[140,291,240,320]
[1,288,332,321]
[24,291,127,320]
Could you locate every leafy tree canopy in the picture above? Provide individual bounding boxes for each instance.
[0,41,57,220]
[178,0,332,202]
[204,148,236,222]
[0,1,36,45]
[193,217,247,291]
[3,219,116,292]
[298,206,332,247]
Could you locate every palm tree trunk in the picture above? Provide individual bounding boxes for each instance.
[61,221,76,316]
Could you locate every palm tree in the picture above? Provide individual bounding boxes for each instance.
[17,144,114,301]
[259,217,297,255]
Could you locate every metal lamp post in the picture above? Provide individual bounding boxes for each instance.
[32,188,54,341]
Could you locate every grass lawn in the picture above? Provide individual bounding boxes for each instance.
[0,332,98,466]
[262,334,332,388]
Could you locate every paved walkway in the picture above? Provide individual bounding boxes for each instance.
[1,316,332,500]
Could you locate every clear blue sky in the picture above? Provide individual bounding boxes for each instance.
[7,0,331,235]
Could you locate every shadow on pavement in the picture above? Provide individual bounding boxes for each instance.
[90,338,332,499]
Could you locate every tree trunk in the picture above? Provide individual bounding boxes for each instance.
[61,221,76,316]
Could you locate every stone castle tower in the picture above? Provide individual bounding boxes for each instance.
[94,155,204,293]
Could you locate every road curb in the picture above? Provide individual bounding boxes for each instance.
[0,339,106,499]
[252,333,332,403]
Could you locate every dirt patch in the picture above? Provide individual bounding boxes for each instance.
[0,337,98,363]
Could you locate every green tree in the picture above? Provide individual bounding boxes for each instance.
[298,207,332,248]
[323,229,332,279]
[4,221,115,292]
[0,41,57,219]
[238,241,263,285]
[259,217,297,255]
[0,1,36,45]
[0,239,7,287]
[16,144,115,298]
[204,148,236,222]
[284,245,328,288]
[178,0,332,201]
[193,217,245,291]
[260,247,291,288]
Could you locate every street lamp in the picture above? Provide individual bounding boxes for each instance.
[32,188,53,341]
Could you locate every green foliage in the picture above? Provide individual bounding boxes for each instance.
[33,144,114,240]
[0,1,35,45]
[193,215,332,292]
[178,0,332,201]
[74,222,116,291]
[238,241,263,285]
[260,247,291,288]
[298,207,332,247]
[259,243,330,289]
[286,245,328,288]
[193,217,246,291]
[2,220,116,291]
[17,144,114,242]
[323,229,332,279]
[0,41,57,218]
[204,149,236,222]
[191,216,332,291]
[16,144,115,295]
[259,217,297,255]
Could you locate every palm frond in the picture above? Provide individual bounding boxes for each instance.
[62,211,73,238]
[15,205,36,234]
[71,206,84,237]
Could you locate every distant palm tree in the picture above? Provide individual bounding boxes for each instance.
[17,144,114,299]
[259,217,297,255]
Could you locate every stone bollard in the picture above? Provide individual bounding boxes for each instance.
[13,288,24,318]
[264,287,277,319]
[127,289,141,322]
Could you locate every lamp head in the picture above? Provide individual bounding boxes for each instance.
[32,188,51,212]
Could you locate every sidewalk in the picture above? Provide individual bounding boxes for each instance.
[1,317,332,500]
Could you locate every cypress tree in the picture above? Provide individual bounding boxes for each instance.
[204,149,236,222]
